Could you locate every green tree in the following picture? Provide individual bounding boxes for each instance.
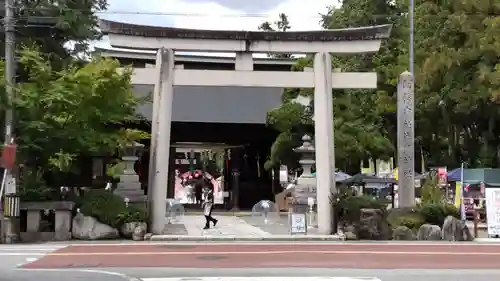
[258,13,293,59]
[0,47,147,198]
[265,1,400,172]
[415,0,500,168]
[321,0,407,166]
[2,0,108,60]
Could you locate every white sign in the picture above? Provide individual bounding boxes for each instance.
[485,187,500,235]
[279,166,288,183]
[290,213,307,234]
[4,173,16,195]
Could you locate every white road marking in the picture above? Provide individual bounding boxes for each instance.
[15,268,140,281]
[0,245,66,256]
[0,244,68,267]
[141,276,381,281]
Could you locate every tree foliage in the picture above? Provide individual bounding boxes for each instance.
[0,47,147,200]
[2,0,108,60]
[264,1,398,172]
[266,0,500,172]
[258,13,293,59]
[12,47,146,171]
[415,0,500,167]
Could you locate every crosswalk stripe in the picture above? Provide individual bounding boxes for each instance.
[0,245,69,267]
[0,247,65,251]
[140,276,382,281]
[0,245,66,255]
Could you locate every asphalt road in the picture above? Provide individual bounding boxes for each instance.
[4,242,500,281]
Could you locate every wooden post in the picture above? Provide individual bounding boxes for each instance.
[473,207,479,238]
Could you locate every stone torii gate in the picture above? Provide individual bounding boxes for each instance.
[100,20,392,235]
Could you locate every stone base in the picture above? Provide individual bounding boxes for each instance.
[114,188,146,203]
[20,231,72,242]
[120,174,139,182]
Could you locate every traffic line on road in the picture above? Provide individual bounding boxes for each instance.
[0,245,69,267]
[39,250,500,256]
[140,276,382,281]
[0,245,67,256]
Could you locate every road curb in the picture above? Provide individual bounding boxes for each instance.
[147,235,346,242]
[474,238,500,242]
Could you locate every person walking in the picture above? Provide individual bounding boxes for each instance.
[202,182,218,229]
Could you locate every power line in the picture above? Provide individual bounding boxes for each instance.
[8,8,327,18]
[2,12,403,23]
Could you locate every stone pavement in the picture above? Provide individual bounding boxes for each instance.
[152,215,341,241]
[151,214,495,242]
[182,216,271,237]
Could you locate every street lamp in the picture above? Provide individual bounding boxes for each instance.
[122,141,144,158]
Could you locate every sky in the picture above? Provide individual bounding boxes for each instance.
[95,0,339,51]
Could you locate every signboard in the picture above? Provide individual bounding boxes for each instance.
[289,212,307,234]
[437,167,447,186]
[4,173,16,195]
[485,187,500,236]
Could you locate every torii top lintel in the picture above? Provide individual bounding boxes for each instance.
[100,20,392,53]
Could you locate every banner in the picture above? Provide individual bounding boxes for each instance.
[454,182,462,208]
[485,187,500,236]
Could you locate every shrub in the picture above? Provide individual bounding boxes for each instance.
[420,175,445,205]
[397,215,425,230]
[418,203,459,226]
[335,195,387,225]
[387,207,424,231]
[443,203,460,218]
[80,189,148,229]
[18,168,60,202]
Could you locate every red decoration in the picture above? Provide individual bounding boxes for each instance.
[1,143,17,170]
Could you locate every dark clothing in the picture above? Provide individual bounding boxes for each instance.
[202,187,217,228]
[194,178,203,205]
[204,206,217,228]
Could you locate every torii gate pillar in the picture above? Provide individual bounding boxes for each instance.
[313,52,335,234]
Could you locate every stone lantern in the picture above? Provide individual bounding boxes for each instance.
[114,142,146,203]
[122,142,144,174]
[292,134,317,227]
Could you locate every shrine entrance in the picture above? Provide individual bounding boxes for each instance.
[168,122,277,210]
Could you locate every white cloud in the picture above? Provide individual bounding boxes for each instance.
[103,0,335,31]
[165,0,331,31]
[97,0,338,56]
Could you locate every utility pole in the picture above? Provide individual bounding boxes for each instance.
[3,0,19,244]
